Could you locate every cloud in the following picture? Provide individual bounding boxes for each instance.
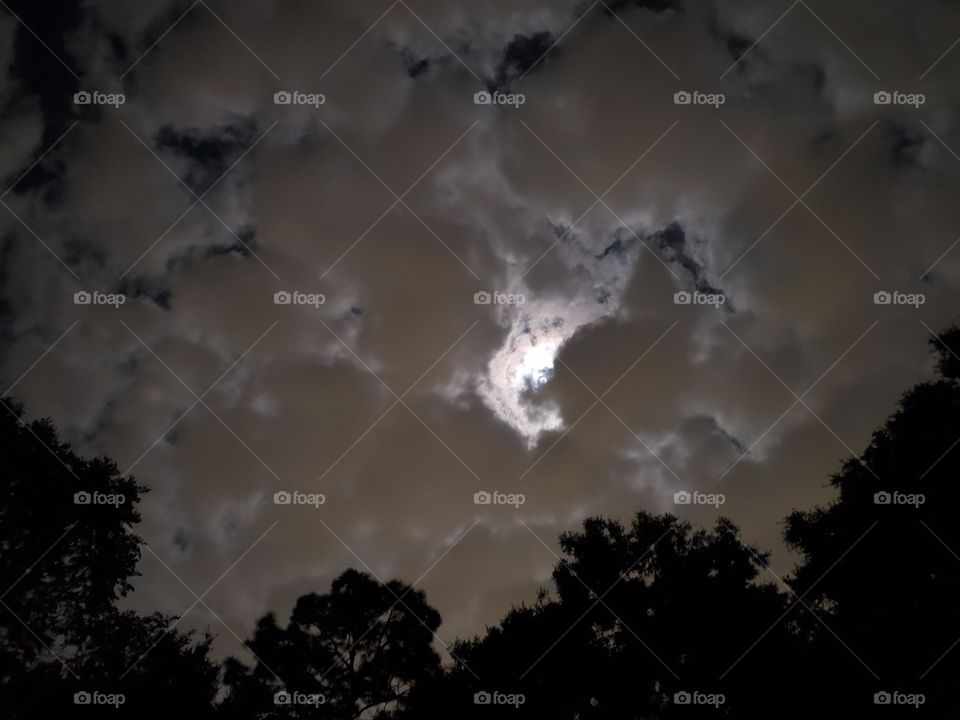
[3,0,960,658]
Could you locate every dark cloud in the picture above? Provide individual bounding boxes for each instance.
[2,0,960,661]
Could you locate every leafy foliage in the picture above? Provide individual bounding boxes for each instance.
[6,325,960,717]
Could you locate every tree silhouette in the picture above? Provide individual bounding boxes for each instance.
[0,399,218,718]
[783,326,960,714]
[404,513,800,718]
[403,329,960,718]
[219,568,442,719]
[7,323,960,717]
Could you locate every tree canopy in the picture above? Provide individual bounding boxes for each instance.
[4,325,960,716]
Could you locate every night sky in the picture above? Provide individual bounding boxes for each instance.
[2,0,959,664]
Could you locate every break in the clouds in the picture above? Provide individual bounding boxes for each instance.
[477,220,650,445]
[3,0,960,658]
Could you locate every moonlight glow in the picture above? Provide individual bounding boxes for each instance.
[479,320,565,447]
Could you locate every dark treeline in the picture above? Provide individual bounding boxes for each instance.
[3,327,960,717]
